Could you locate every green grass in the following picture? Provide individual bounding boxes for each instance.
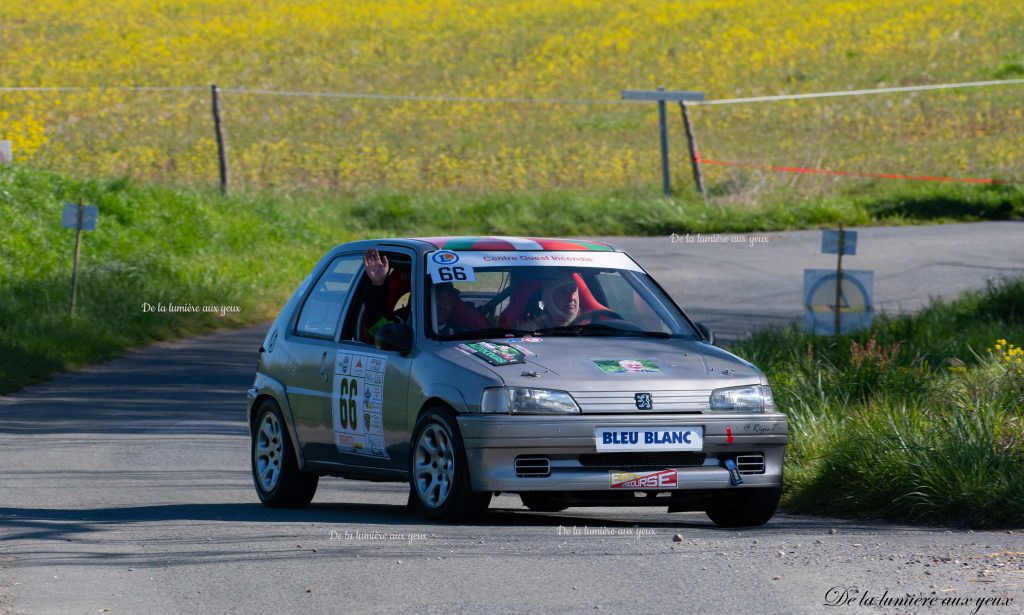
[2,165,1023,393]
[729,279,1024,528]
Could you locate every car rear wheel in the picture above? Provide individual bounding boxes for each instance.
[519,493,569,513]
[251,399,318,508]
[704,487,781,528]
[408,407,491,522]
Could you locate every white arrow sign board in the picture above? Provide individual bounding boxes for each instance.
[803,268,873,334]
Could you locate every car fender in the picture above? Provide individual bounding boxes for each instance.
[251,371,307,470]
[412,383,470,427]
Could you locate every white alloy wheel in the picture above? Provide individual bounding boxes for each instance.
[255,411,284,492]
[414,423,454,508]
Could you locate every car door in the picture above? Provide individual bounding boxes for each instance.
[285,252,363,462]
[327,246,415,472]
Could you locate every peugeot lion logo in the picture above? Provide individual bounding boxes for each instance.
[634,393,653,410]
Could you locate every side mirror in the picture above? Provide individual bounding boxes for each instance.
[695,322,716,346]
[375,322,413,354]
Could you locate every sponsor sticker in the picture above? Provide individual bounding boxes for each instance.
[457,341,526,366]
[333,351,390,459]
[609,469,678,489]
[509,343,535,356]
[593,359,661,374]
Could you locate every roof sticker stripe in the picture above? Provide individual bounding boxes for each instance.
[444,237,490,250]
[530,238,614,251]
[416,236,614,251]
[491,236,546,250]
[467,238,520,250]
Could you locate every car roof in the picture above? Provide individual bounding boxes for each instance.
[411,236,619,252]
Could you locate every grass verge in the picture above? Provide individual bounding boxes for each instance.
[1,164,1021,395]
[729,279,1024,528]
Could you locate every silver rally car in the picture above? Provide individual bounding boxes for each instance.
[247,236,787,526]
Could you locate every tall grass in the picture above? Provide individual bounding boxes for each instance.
[730,279,1024,527]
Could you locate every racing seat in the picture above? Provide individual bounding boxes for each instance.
[497,273,608,328]
[447,298,490,330]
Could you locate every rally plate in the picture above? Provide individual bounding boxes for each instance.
[595,426,704,452]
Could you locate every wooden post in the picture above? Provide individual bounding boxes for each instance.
[69,199,84,316]
[833,224,845,336]
[211,84,229,194]
[679,101,705,199]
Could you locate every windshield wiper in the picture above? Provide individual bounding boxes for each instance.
[441,327,531,342]
[534,322,668,337]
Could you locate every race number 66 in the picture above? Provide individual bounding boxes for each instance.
[338,378,358,430]
[436,266,468,281]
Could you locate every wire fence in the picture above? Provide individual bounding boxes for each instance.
[1,79,1022,198]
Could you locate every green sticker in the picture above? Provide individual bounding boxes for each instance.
[459,342,526,366]
[594,359,661,374]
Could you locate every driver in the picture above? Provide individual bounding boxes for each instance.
[517,271,580,330]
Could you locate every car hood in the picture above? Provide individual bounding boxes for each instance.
[440,336,765,414]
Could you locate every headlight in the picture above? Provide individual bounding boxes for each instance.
[709,385,774,413]
[480,387,581,414]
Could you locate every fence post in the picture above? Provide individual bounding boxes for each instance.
[210,84,229,194]
[622,88,703,198]
[679,101,705,199]
[656,86,671,197]
[834,224,845,336]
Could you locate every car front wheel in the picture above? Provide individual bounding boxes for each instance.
[251,399,318,508]
[704,486,781,528]
[408,407,491,522]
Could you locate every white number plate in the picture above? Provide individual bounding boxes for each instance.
[594,426,704,452]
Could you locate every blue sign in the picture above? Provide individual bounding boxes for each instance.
[822,229,857,255]
[803,268,873,335]
[61,203,98,231]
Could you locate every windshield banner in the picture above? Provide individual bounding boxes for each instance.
[428,250,643,282]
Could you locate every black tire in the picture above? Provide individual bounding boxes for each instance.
[520,493,569,513]
[251,399,318,508]
[704,487,781,528]
[408,407,491,522]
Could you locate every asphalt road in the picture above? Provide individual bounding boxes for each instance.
[2,222,1023,615]
[604,220,1024,340]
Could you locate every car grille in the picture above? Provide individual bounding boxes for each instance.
[736,454,765,474]
[578,452,707,468]
[571,390,711,413]
[514,456,551,477]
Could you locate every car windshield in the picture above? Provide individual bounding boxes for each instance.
[425,251,699,341]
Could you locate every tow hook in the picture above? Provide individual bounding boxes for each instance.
[724,458,743,486]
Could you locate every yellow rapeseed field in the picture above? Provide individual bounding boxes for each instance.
[1,0,1022,195]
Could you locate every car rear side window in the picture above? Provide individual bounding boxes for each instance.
[295,254,362,339]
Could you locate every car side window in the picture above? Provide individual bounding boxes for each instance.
[341,252,413,344]
[294,254,362,339]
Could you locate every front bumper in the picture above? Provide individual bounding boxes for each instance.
[458,413,787,493]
